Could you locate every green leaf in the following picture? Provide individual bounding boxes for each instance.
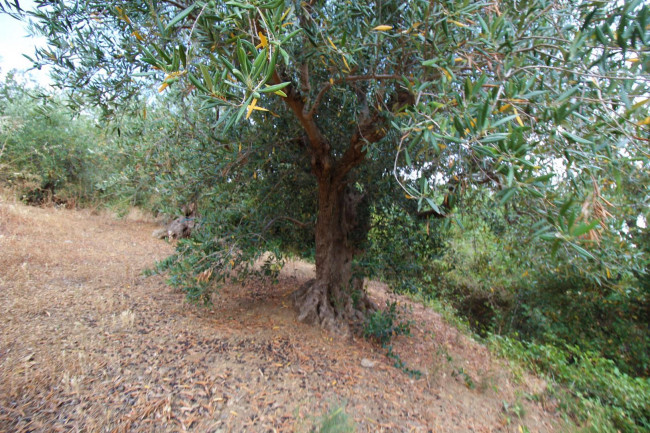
[525,173,554,184]
[259,82,290,93]
[425,197,444,216]
[561,130,594,145]
[250,47,268,80]
[570,243,595,260]
[431,132,463,143]
[225,1,255,10]
[281,28,303,43]
[404,147,412,166]
[236,39,249,75]
[490,114,518,129]
[480,133,509,143]
[499,187,517,204]
[473,145,498,157]
[571,220,599,237]
[188,72,209,92]
[539,232,560,241]
[165,4,196,31]
[199,64,214,91]
[178,44,187,68]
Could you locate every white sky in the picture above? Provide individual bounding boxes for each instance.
[0,0,52,86]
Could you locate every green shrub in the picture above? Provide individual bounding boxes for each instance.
[362,301,412,346]
[491,335,650,432]
[362,301,421,377]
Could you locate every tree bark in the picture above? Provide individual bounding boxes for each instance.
[273,68,382,334]
[291,174,376,335]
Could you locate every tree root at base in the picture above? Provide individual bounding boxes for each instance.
[291,278,377,336]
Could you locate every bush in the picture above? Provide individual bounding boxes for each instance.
[0,73,108,205]
[362,301,412,346]
[491,335,650,433]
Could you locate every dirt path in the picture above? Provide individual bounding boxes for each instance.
[0,198,563,432]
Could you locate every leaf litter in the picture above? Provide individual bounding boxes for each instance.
[0,197,564,432]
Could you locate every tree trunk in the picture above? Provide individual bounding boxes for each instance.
[291,174,376,335]
[273,68,382,334]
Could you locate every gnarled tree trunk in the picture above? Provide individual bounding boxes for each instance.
[274,69,388,334]
[291,173,376,335]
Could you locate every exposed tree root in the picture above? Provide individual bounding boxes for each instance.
[291,278,377,336]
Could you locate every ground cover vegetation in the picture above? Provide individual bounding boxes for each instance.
[1,0,649,431]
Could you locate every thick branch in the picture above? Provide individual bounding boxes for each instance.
[334,111,387,184]
[306,74,400,119]
[270,70,331,179]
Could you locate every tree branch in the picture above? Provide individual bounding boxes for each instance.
[306,74,400,119]
[263,216,312,233]
[333,110,387,184]
[270,70,332,179]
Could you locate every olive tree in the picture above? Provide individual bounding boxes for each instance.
[8,0,648,334]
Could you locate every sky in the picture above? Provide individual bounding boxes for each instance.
[0,0,52,86]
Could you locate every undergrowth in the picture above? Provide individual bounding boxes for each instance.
[362,301,421,377]
[312,406,356,433]
[490,335,650,433]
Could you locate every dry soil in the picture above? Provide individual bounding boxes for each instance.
[0,197,563,432]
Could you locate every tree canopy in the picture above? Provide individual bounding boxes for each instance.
[7,0,649,334]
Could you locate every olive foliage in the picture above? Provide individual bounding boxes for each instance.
[7,0,648,331]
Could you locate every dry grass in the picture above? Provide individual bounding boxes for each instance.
[0,197,564,432]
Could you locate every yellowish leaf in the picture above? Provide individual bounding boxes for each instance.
[632,98,650,111]
[116,7,131,25]
[256,32,268,49]
[341,55,350,71]
[246,99,258,119]
[372,25,393,31]
[132,31,144,41]
[637,116,650,126]
[158,82,169,93]
[499,103,512,113]
[327,36,338,50]
[513,107,524,126]
[280,7,291,22]
[246,98,270,119]
[448,19,467,28]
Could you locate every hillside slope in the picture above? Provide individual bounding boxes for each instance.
[0,198,562,432]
